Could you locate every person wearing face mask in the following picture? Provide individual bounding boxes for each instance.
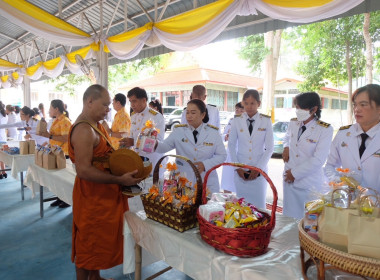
[228,90,274,209]
[325,84,380,193]
[282,92,333,219]
[155,99,226,193]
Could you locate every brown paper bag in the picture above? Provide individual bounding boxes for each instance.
[53,146,66,169]
[318,205,358,251]
[42,149,56,170]
[348,211,380,259]
[28,140,36,154]
[37,149,44,167]
[36,119,48,135]
[19,141,29,155]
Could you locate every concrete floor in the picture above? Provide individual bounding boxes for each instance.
[0,176,193,280]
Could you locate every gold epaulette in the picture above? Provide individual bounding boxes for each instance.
[174,124,187,128]
[290,118,297,121]
[207,124,219,130]
[131,111,135,116]
[149,108,158,115]
[260,113,271,118]
[339,125,352,130]
[234,114,241,118]
[317,120,331,128]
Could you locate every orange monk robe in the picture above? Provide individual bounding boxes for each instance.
[110,108,131,149]
[68,123,128,270]
[49,114,72,155]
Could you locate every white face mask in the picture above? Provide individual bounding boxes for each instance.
[296,109,311,122]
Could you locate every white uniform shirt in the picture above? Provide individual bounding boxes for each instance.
[228,112,274,170]
[156,123,226,193]
[181,104,220,129]
[282,118,333,219]
[325,122,380,192]
[0,114,8,142]
[0,118,48,145]
[130,106,165,171]
[6,112,18,139]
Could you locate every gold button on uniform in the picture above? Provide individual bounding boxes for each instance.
[358,167,361,170]
[296,155,299,157]
[249,157,252,160]
[194,148,197,151]
[249,149,252,152]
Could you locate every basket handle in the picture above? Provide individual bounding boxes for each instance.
[203,162,278,229]
[153,154,203,206]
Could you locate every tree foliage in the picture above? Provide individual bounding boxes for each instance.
[237,34,269,74]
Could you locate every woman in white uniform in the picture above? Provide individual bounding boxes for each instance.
[325,84,380,193]
[5,105,18,139]
[0,102,8,179]
[156,99,226,194]
[282,92,333,219]
[220,102,244,193]
[228,90,274,209]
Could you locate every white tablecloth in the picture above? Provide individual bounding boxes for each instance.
[0,151,35,179]
[24,162,77,204]
[124,209,303,280]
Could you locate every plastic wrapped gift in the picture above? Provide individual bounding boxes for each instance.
[136,120,160,153]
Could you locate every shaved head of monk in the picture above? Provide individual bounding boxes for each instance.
[82,84,111,122]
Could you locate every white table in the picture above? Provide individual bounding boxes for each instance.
[124,209,303,280]
[25,162,76,217]
[0,151,35,200]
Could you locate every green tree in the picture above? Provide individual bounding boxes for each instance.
[237,34,269,75]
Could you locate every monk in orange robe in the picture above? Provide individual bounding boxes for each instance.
[69,84,142,280]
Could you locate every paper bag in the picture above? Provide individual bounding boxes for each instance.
[28,140,36,154]
[35,147,44,167]
[318,206,358,251]
[19,141,29,155]
[53,147,66,169]
[42,149,56,170]
[36,119,48,135]
[348,211,380,259]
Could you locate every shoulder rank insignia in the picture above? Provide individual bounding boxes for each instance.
[208,104,216,107]
[317,120,331,128]
[131,111,135,116]
[290,118,297,121]
[207,124,219,130]
[339,125,352,130]
[260,113,271,118]
[174,124,187,128]
[149,108,158,115]
[234,114,241,118]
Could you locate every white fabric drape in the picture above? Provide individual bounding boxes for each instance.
[253,0,364,23]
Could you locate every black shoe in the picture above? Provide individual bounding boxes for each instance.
[58,201,70,208]
[3,173,7,178]
[0,174,3,179]
[50,198,62,207]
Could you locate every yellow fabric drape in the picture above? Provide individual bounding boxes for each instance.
[11,72,19,80]
[2,0,90,37]
[107,23,153,43]
[66,43,99,63]
[262,0,334,8]
[26,62,43,76]
[0,58,22,68]
[42,57,62,71]
[1,75,8,83]
[155,0,234,34]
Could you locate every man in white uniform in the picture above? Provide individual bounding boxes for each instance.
[181,85,220,129]
[126,87,165,172]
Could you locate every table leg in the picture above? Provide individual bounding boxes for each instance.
[318,259,325,280]
[40,185,44,218]
[135,243,142,280]
[20,171,24,201]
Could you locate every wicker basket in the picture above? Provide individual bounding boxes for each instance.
[299,220,380,279]
[140,154,202,233]
[197,163,278,257]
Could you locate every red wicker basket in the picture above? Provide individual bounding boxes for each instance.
[197,162,278,257]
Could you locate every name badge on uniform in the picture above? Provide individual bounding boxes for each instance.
[240,129,244,133]
[203,142,213,146]
[373,152,380,158]
[341,141,348,147]
[132,122,136,125]
[175,160,184,166]
[181,138,188,143]
[306,139,317,144]
[258,128,266,131]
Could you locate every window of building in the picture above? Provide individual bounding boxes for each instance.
[275,90,286,95]
[275,97,284,108]
[288,89,300,95]
[321,97,329,109]
[340,100,348,110]
[331,99,347,109]
[207,89,225,110]
[227,91,238,112]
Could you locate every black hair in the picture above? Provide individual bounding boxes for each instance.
[127,87,148,100]
[6,105,15,113]
[192,85,206,98]
[21,106,35,117]
[149,99,163,114]
[51,99,69,119]
[242,89,261,103]
[352,84,380,106]
[294,92,322,119]
[187,99,209,123]
[38,103,44,111]
[114,93,127,107]
[83,84,107,102]
[0,101,5,117]
[14,106,20,114]
[235,102,243,109]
